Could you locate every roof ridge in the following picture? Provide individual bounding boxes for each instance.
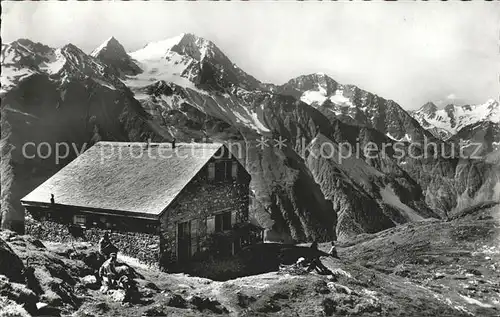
[95,141,224,148]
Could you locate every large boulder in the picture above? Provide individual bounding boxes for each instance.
[0,275,38,315]
[0,237,25,283]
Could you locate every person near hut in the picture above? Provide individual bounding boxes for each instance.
[310,240,318,251]
[99,253,118,292]
[328,241,339,259]
[307,256,331,275]
[50,194,55,205]
[306,240,331,275]
[118,274,139,305]
[99,232,118,258]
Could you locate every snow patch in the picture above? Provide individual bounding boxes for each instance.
[386,133,411,142]
[129,34,185,61]
[93,78,117,91]
[300,84,328,105]
[39,49,66,75]
[380,186,424,222]
[0,67,35,95]
[459,295,494,308]
[329,89,353,107]
[125,52,207,95]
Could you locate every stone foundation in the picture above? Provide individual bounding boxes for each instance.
[26,218,160,265]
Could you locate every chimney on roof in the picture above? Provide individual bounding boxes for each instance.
[172,138,176,149]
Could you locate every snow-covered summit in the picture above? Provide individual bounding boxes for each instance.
[127,33,262,91]
[411,99,500,137]
[129,33,186,61]
[129,33,218,63]
[1,39,126,95]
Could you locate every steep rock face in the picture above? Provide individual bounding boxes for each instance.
[243,137,337,243]
[403,156,500,219]
[305,133,437,239]
[411,99,500,139]
[0,40,157,231]
[448,121,500,156]
[90,37,142,77]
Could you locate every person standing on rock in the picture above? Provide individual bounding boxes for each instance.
[306,240,331,275]
[99,253,118,292]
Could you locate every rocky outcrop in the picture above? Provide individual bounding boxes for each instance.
[0,236,25,283]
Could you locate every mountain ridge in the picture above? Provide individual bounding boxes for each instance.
[411,99,500,140]
[1,33,498,243]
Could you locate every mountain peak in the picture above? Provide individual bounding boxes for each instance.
[90,37,141,77]
[91,36,127,58]
[62,43,85,55]
[128,33,261,90]
[418,102,438,114]
[129,33,221,62]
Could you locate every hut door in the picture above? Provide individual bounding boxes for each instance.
[177,221,191,263]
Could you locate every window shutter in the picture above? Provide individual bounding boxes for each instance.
[231,161,238,179]
[207,216,215,234]
[191,219,198,256]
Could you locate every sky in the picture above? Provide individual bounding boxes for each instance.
[2,1,499,110]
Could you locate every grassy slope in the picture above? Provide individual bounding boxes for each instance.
[1,203,499,317]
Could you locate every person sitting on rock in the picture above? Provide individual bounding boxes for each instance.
[99,253,118,292]
[118,274,139,305]
[99,233,118,258]
[328,241,339,259]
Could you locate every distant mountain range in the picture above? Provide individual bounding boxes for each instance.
[410,100,499,139]
[1,33,498,240]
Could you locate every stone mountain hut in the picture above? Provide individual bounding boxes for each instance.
[20,141,260,269]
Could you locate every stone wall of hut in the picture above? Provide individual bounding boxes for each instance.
[25,210,160,265]
[159,157,250,270]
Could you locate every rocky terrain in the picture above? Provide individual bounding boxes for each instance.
[1,33,499,243]
[0,202,499,316]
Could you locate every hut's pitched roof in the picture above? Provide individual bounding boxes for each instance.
[21,142,226,218]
